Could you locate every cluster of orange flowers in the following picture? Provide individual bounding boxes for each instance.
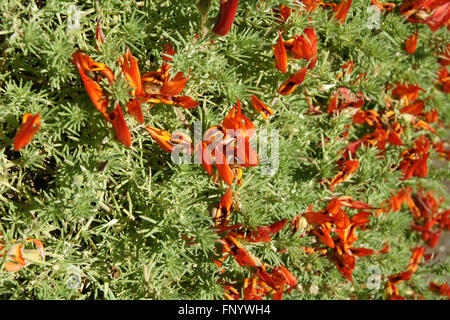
[298,197,376,282]
[370,185,450,299]
[384,246,426,300]
[205,178,298,299]
[71,34,199,148]
[396,1,450,93]
[7,0,450,300]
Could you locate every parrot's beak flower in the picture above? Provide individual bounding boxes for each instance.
[2,238,45,272]
[13,113,41,151]
[333,0,353,25]
[273,30,288,74]
[277,67,307,96]
[250,95,274,120]
[404,31,419,54]
[212,0,239,36]
[119,47,145,124]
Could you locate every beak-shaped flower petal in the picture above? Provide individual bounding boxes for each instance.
[214,188,233,226]
[173,95,201,109]
[72,50,114,83]
[13,113,41,151]
[120,48,144,123]
[215,145,235,186]
[329,160,359,192]
[404,31,418,54]
[195,140,214,176]
[222,235,260,267]
[424,2,450,32]
[392,82,425,105]
[250,95,274,120]
[72,50,113,113]
[333,0,353,24]
[212,0,240,36]
[223,99,255,136]
[388,129,404,146]
[273,30,288,74]
[429,282,450,297]
[277,67,307,96]
[400,100,425,116]
[145,126,192,154]
[437,66,450,93]
[413,120,437,135]
[161,71,189,96]
[398,135,430,180]
[285,28,318,69]
[96,19,105,49]
[3,238,45,272]
[145,126,173,153]
[305,211,335,225]
[106,104,132,148]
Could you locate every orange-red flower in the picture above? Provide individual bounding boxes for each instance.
[226,265,296,300]
[388,122,404,146]
[212,0,239,36]
[119,48,145,123]
[438,44,450,66]
[327,87,365,113]
[250,95,274,120]
[284,27,318,69]
[424,1,450,32]
[195,99,258,186]
[72,50,132,147]
[302,198,375,282]
[407,188,449,248]
[104,104,132,148]
[398,135,430,180]
[220,234,260,267]
[370,0,395,12]
[273,30,288,74]
[213,188,233,227]
[277,67,307,96]
[384,246,428,299]
[333,0,353,24]
[391,82,425,105]
[221,99,259,167]
[273,1,324,23]
[429,282,450,297]
[13,113,41,151]
[141,45,199,109]
[400,99,425,116]
[273,5,293,23]
[437,66,450,93]
[433,140,450,160]
[404,31,419,54]
[145,126,192,154]
[301,0,325,12]
[218,219,288,243]
[258,264,297,299]
[400,0,450,31]
[72,50,114,114]
[329,160,359,192]
[96,19,105,49]
[1,237,45,272]
[352,109,381,127]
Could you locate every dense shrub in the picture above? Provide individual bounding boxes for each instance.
[0,0,449,300]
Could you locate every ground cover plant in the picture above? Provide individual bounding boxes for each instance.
[0,0,449,300]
